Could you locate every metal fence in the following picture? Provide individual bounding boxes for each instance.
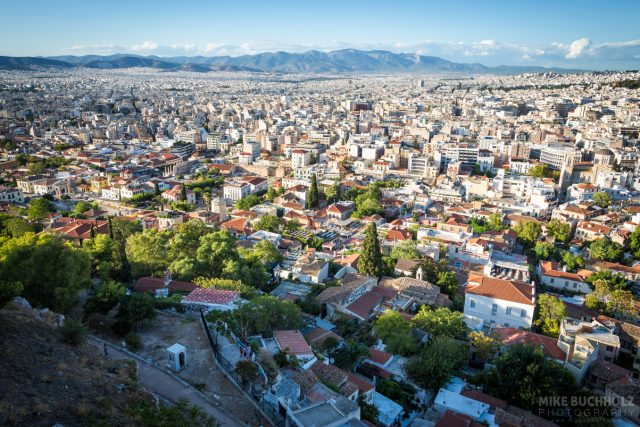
[199,311,285,426]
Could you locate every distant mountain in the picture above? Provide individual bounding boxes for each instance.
[0,56,73,70]
[0,50,586,74]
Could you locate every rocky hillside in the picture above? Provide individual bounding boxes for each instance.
[0,300,154,426]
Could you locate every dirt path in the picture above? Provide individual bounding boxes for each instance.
[94,340,243,426]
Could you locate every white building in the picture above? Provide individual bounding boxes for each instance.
[291,149,311,168]
[223,182,250,202]
[464,273,535,329]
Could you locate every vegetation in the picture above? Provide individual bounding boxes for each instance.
[114,293,156,334]
[374,310,418,356]
[235,194,261,210]
[235,360,259,384]
[546,219,571,243]
[0,280,23,307]
[513,220,542,248]
[59,318,88,346]
[483,344,578,412]
[404,336,467,391]
[0,233,91,312]
[592,191,612,208]
[358,223,383,277]
[534,294,566,336]
[588,237,624,262]
[85,281,126,314]
[412,306,468,338]
[468,331,499,360]
[253,215,282,232]
[27,197,52,221]
[130,398,219,427]
[306,174,320,208]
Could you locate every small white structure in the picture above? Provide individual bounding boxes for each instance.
[167,343,187,372]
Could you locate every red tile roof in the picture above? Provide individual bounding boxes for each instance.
[435,410,472,427]
[134,277,197,293]
[273,330,313,356]
[466,274,534,306]
[346,291,384,320]
[367,348,392,366]
[493,327,566,361]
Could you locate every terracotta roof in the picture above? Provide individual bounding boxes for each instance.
[493,327,565,361]
[367,348,392,366]
[273,330,313,356]
[466,274,534,306]
[134,277,197,293]
[435,410,472,427]
[539,261,590,282]
[304,328,344,348]
[346,291,384,320]
[183,288,239,305]
[347,373,374,393]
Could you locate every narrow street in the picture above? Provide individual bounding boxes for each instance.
[93,340,243,427]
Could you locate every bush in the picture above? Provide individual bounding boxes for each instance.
[125,332,142,351]
[60,318,88,346]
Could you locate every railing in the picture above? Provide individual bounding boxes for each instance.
[199,311,285,427]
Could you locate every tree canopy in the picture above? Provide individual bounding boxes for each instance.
[412,306,468,339]
[0,233,90,312]
[404,336,467,391]
[592,191,612,208]
[513,220,542,247]
[534,294,566,336]
[588,237,624,262]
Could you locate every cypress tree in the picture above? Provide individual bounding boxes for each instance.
[154,181,160,195]
[307,174,319,209]
[180,184,187,201]
[358,223,383,278]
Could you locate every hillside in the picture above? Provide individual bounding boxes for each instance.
[0,301,153,426]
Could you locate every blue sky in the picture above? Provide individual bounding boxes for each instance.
[1,0,639,69]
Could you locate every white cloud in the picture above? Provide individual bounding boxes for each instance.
[566,38,591,59]
[63,38,640,69]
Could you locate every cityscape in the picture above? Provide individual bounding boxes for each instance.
[1,1,640,427]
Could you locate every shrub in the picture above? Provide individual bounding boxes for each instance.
[125,332,142,351]
[60,318,88,346]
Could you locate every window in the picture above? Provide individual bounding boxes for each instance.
[470,299,476,308]
[565,280,569,286]
[520,309,527,318]
[506,307,512,316]
[550,278,555,284]
[573,283,577,289]
[491,304,497,315]
[606,346,614,352]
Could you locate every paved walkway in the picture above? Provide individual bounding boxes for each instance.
[94,341,242,426]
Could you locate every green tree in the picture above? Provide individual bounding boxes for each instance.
[513,220,542,248]
[593,192,612,208]
[469,331,499,360]
[253,215,282,232]
[404,336,467,391]
[588,237,624,262]
[116,292,156,330]
[234,295,301,338]
[235,194,261,210]
[484,344,578,411]
[358,223,383,277]
[126,229,171,277]
[297,293,322,315]
[0,233,90,312]
[585,270,629,291]
[85,281,126,314]
[546,219,571,243]
[534,294,566,336]
[250,239,282,265]
[629,227,640,260]
[375,309,412,340]
[412,306,468,338]
[560,251,585,272]
[0,213,33,237]
[154,181,161,195]
[487,213,504,231]
[0,280,23,307]
[27,198,51,221]
[306,174,320,209]
[73,201,97,217]
[83,233,115,279]
[195,230,240,277]
[436,271,458,295]
[194,277,257,299]
[329,339,370,371]
[325,181,341,203]
[235,360,259,385]
[534,241,557,260]
[180,184,187,202]
[390,240,421,261]
[527,164,552,178]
